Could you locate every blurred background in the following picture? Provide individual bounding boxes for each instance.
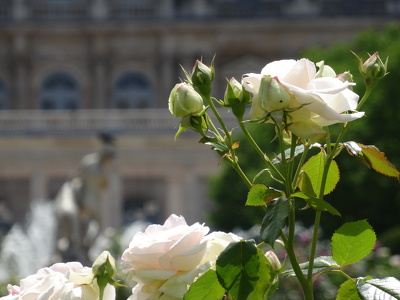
[0,0,399,297]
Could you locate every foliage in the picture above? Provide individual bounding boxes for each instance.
[166,45,399,299]
[302,23,400,244]
[209,24,400,252]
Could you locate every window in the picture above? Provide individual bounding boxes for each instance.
[112,72,153,109]
[40,72,80,110]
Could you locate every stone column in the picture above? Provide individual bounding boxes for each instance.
[91,0,108,20]
[165,168,186,219]
[12,0,28,21]
[12,35,29,109]
[90,35,107,108]
[160,0,174,19]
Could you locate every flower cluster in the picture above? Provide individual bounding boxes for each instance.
[2,262,116,300]
[121,214,242,300]
[242,58,364,140]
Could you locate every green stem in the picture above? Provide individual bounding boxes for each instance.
[281,232,314,300]
[229,159,253,189]
[356,84,374,111]
[307,84,375,281]
[274,124,313,299]
[203,94,232,145]
[238,119,285,182]
[287,134,298,185]
[292,142,311,190]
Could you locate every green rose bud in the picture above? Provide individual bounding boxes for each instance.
[354,51,388,87]
[192,60,214,87]
[258,75,291,112]
[191,59,215,96]
[168,83,204,118]
[92,251,116,278]
[265,250,281,272]
[224,77,251,106]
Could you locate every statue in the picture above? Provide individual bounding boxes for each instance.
[54,133,115,264]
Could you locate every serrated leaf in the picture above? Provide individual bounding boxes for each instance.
[358,144,400,179]
[298,171,316,197]
[199,137,229,154]
[293,191,341,216]
[331,220,376,266]
[357,277,400,300]
[272,145,307,164]
[260,196,289,246]
[299,151,340,196]
[337,279,361,300]
[184,269,225,300]
[216,240,260,300]
[282,256,339,277]
[247,248,274,300]
[246,184,283,206]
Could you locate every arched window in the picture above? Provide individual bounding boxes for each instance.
[0,79,8,110]
[40,72,80,110]
[112,72,153,109]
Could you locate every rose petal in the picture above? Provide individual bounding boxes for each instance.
[241,73,263,94]
[168,242,208,271]
[261,59,297,78]
[280,59,316,89]
[133,270,177,282]
[121,251,163,270]
[311,111,365,127]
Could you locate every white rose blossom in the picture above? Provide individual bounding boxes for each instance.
[122,214,242,300]
[242,58,364,138]
[1,262,115,300]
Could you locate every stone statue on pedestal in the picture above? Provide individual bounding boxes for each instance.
[54,133,115,264]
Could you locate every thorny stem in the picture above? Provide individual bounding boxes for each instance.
[273,124,313,299]
[307,83,375,283]
[237,118,285,182]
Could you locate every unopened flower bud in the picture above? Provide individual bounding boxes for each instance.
[191,60,214,92]
[258,75,291,112]
[92,251,116,278]
[168,83,204,118]
[265,250,281,271]
[224,77,251,106]
[336,71,353,83]
[354,51,388,86]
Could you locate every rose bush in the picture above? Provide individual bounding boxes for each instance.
[121,214,242,300]
[242,58,365,139]
[1,262,115,300]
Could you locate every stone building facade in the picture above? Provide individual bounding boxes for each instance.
[0,0,397,229]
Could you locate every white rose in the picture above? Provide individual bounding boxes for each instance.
[242,59,364,138]
[122,214,242,300]
[1,262,115,300]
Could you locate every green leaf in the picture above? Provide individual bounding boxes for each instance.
[246,184,283,206]
[358,144,400,180]
[337,279,361,300]
[331,220,376,266]
[247,248,274,300]
[272,144,307,164]
[260,196,289,247]
[184,269,226,300]
[357,277,400,300]
[298,171,316,197]
[282,256,339,277]
[299,151,340,196]
[199,137,229,154]
[293,191,341,216]
[216,240,260,300]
